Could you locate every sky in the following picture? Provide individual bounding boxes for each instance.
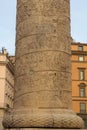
[0,0,87,55]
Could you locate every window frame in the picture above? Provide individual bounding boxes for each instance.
[80,103,86,114]
[78,55,84,62]
[78,68,85,81]
[79,87,86,97]
[78,45,83,51]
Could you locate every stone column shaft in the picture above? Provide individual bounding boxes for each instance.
[3,0,84,129]
[15,0,72,110]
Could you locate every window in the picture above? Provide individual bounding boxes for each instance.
[79,83,86,96]
[80,87,85,97]
[79,83,86,87]
[78,56,84,61]
[78,46,83,51]
[80,103,86,113]
[79,69,85,80]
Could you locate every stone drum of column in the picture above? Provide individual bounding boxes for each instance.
[3,0,84,129]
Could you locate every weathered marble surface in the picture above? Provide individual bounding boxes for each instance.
[3,0,84,129]
[6,128,86,130]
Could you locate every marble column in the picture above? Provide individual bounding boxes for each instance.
[3,0,84,129]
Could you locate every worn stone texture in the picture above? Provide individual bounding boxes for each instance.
[15,0,72,110]
[6,128,86,130]
[3,0,84,129]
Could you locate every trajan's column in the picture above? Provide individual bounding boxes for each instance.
[3,0,84,129]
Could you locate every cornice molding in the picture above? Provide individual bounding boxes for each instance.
[71,51,87,55]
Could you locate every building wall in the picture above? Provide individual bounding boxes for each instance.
[5,67,14,108]
[0,55,7,109]
[0,49,14,130]
[71,42,87,128]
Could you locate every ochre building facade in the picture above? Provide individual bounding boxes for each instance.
[71,42,87,127]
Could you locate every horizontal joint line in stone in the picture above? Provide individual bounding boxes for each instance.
[15,70,72,79]
[14,89,72,101]
[16,32,70,43]
[16,33,44,42]
[38,106,71,109]
[16,50,71,61]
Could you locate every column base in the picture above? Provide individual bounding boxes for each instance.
[3,109,84,129]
